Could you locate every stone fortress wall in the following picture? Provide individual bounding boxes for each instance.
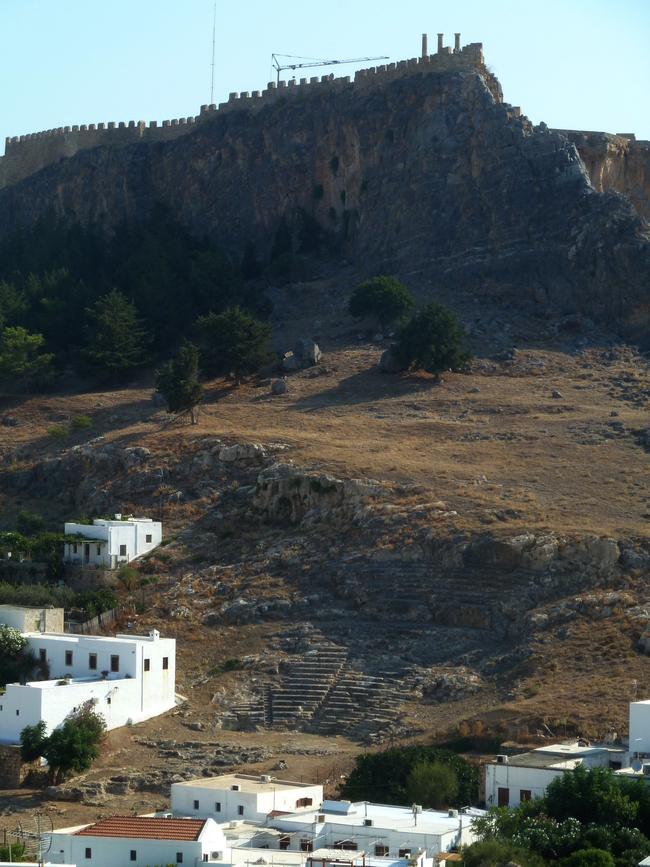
[0,36,503,190]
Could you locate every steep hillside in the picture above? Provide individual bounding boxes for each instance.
[1,55,649,340]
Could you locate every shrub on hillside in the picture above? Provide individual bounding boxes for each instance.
[392,300,472,375]
[348,276,414,330]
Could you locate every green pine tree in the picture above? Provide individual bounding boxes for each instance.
[79,289,150,383]
[197,306,272,383]
[0,326,55,393]
[155,342,205,424]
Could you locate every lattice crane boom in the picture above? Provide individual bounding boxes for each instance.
[272,54,389,85]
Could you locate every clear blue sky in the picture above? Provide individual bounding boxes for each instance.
[1,0,649,155]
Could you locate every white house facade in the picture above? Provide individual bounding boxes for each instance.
[484,741,628,809]
[64,516,162,568]
[171,774,324,823]
[0,630,176,744]
[47,816,227,867]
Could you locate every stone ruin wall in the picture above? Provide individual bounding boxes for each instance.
[0,42,500,190]
[3,37,647,219]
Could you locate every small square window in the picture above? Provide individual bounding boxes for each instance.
[120,544,127,556]
[146,534,152,543]
[238,805,244,816]
[194,799,200,810]
[65,651,73,666]
[130,851,137,862]
[177,854,183,864]
[144,658,150,672]
[110,655,119,672]
[89,654,97,671]
[162,657,169,670]
[39,649,46,663]
[215,801,221,812]
[85,848,92,859]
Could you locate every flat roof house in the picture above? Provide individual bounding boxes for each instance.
[0,629,176,744]
[228,800,483,858]
[46,816,227,867]
[171,773,324,823]
[484,740,628,809]
[64,516,162,569]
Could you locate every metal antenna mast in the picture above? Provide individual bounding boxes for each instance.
[271,53,389,85]
[210,1,217,104]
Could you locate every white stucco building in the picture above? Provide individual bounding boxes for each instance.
[484,741,628,809]
[171,774,324,824]
[47,816,227,867]
[223,800,482,858]
[0,629,176,744]
[64,516,162,568]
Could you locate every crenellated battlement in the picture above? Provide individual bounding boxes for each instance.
[0,39,497,190]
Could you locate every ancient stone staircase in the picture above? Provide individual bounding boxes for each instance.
[308,665,409,737]
[269,646,348,727]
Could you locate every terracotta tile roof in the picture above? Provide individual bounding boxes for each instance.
[73,816,206,840]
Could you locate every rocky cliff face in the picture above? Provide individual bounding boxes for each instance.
[1,65,649,339]
[563,131,650,219]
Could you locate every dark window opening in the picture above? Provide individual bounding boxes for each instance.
[399,850,411,859]
[146,534,152,543]
[39,649,46,663]
[89,654,97,670]
[215,802,221,812]
[610,761,622,770]
[110,655,119,672]
[130,851,136,862]
[300,840,314,853]
[498,787,510,808]
[520,790,532,802]
[176,854,183,864]
[296,797,313,808]
[376,847,389,857]
[163,657,169,670]
[194,800,200,810]
[65,651,73,666]
[335,842,358,852]
[144,658,150,672]
[85,848,92,859]
[280,837,290,851]
[238,805,244,816]
[120,544,127,557]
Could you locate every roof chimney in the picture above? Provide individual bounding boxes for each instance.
[437,33,443,53]
[422,34,428,58]
[454,33,461,53]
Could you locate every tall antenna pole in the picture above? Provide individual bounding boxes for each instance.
[210,1,217,104]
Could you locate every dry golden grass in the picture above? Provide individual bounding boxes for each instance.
[1,345,650,537]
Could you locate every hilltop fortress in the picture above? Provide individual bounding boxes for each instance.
[1,35,649,342]
[1,35,648,218]
[0,39,501,190]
